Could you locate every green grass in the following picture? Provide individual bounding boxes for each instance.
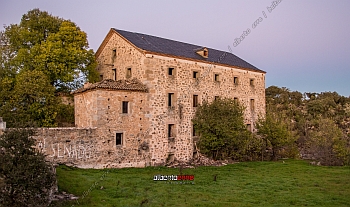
[51,160,350,207]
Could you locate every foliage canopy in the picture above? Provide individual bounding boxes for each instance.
[0,9,98,127]
[192,98,259,160]
[265,86,350,165]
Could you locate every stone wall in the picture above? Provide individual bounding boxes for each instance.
[32,127,151,169]
[95,31,266,165]
[142,55,265,163]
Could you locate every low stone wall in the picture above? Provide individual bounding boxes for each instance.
[32,127,151,169]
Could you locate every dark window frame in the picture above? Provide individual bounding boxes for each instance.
[246,124,252,132]
[126,68,132,78]
[214,74,220,82]
[234,77,239,85]
[250,99,255,111]
[168,124,175,138]
[112,68,117,80]
[192,125,197,137]
[203,50,208,57]
[193,95,198,107]
[168,93,174,107]
[168,68,175,76]
[122,101,129,113]
[116,133,123,145]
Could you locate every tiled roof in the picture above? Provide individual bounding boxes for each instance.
[113,29,264,73]
[72,79,148,94]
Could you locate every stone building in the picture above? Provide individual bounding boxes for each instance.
[71,28,266,167]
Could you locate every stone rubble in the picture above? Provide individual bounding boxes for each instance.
[166,153,233,168]
[51,191,79,201]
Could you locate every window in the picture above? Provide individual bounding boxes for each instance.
[250,79,255,86]
[234,77,239,85]
[234,97,238,102]
[99,74,103,81]
[168,124,175,138]
[192,125,197,136]
[168,68,174,76]
[203,50,208,57]
[122,101,128,113]
[111,49,117,64]
[112,68,117,80]
[250,99,255,111]
[112,49,117,63]
[193,71,198,79]
[116,133,123,145]
[214,74,220,82]
[126,68,132,78]
[246,124,252,132]
[168,93,174,107]
[193,95,198,107]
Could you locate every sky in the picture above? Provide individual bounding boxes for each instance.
[1,0,350,96]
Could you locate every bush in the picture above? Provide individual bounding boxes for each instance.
[192,98,259,161]
[0,129,56,207]
[306,118,350,165]
[256,113,298,160]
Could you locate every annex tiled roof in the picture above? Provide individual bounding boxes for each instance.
[113,28,264,73]
[72,79,148,94]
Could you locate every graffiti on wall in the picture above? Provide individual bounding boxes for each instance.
[37,138,95,159]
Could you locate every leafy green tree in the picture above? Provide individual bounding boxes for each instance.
[265,86,350,165]
[307,118,350,165]
[4,9,99,90]
[256,113,298,160]
[0,9,98,127]
[14,70,58,127]
[192,98,255,160]
[0,129,56,207]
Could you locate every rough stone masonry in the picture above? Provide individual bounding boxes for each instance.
[1,28,266,169]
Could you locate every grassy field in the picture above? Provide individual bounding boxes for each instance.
[51,160,350,207]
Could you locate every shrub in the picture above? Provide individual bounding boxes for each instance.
[192,98,258,161]
[306,118,350,165]
[256,113,298,160]
[0,129,56,207]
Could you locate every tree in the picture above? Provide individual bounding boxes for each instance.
[264,86,350,165]
[192,98,255,160]
[307,118,350,165]
[256,113,298,160]
[3,9,99,91]
[0,129,56,207]
[0,9,99,127]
